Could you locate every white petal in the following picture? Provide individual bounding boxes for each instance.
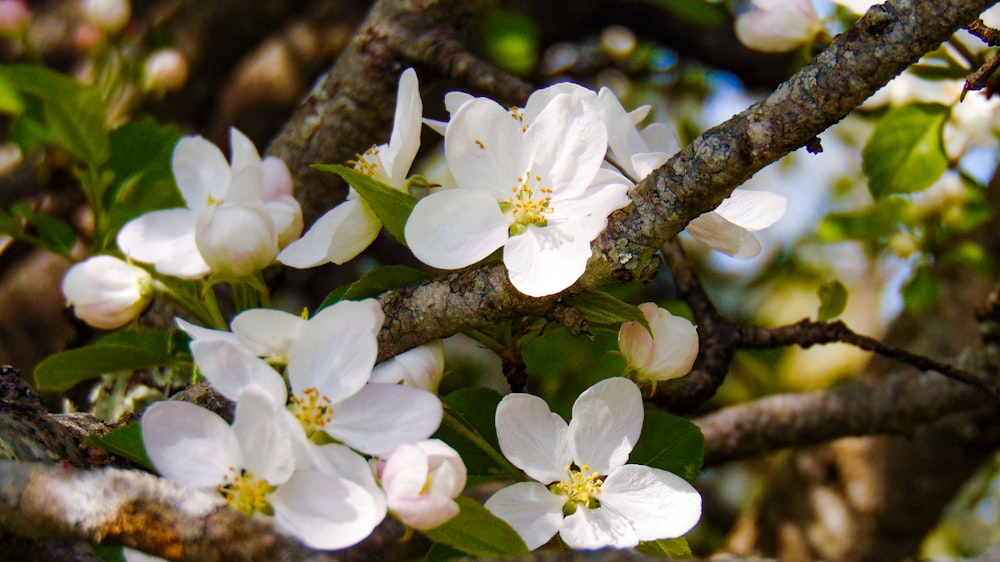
[172,136,230,211]
[370,340,445,392]
[190,339,287,405]
[445,97,529,199]
[264,194,304,248]
[417,439,467,497]
[232,385,295,485]
[569,377,642,474]
[484,482,565,551]
[560,506,638,549]
[495,392,570,483]
[287,299,382,403]
[116,209,210,279]
[639,123,680,155]
[194,203,277,277]
[598,87,649,179]
[630,152,671,181]
[524,82,597,123]
[326,384,442,456]
[526,95,607,197]
[713,189,787,231]
[444,91,474,115]
[549,179,631,242]
[270,470,382,550]
[141,400,239,488]
[503,227,591,297]
[599,464,702,540]
[228,128,262,181]
[261,156,294,199]
[225,164,264,204]
[309,442,388,520]
[685,212,762,258]
[231,308,306,361]
[174,317,239,345]
[278,199,381,268]
[405,190,510,270]
[381,444,429,497]
[389,494,459,531]
[385,68,422,187]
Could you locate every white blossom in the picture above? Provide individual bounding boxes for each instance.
[61,255,152,329]
[618,303,698,384]
[377,439,467,530]
[370,339,446,393]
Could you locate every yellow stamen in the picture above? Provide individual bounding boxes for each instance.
[549,464,603,514]
[288,387,333,437]
[217,468,275,516]
[504,169,553,234]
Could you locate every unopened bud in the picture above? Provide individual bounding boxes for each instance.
[83,0,130,34]
[62,255,153,329]
[143,48,189,93]
[618,303,698,383]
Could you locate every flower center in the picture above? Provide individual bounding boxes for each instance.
[550,464,603,513]
[288,387,333,437]
[353,145,383,179]
[205,194,224,207]
[217,468,275,516]
[503,170,553,235]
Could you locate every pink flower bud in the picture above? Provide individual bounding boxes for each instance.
[0,0,31,35]
[83,0,130,34]
[62,255,153,329]
[195,203,278,277]
[735,0,821,53]
[143,48,189,93]
[618,303,698,383]
[378,440,466,530]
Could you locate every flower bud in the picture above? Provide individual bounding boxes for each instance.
[0,0,31,35]
[734,0,821,53]
[142,48,189,93]
[377,439,466,530]
[83,0,131,34]
[195,203,278,277]
[370,340,446,393]
[62,255,152,329]
[618,303,698,383]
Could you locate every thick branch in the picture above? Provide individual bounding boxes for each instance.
[374,0,997,360]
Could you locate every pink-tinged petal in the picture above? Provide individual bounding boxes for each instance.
[495,392,570,483]
[264,194,304,248]
[172,136,230,211]
[228,128,262,181]
[287,299,382,402]
[445,97,529,199]
[270,470,382,550]
[385,68,422,186]
[685,212,762,258]
[117,209,210,279]
[190,339,287,405]
[195,204,277,277]
[526,95,607,197]
[405,189,510,269]
[232,385,295,485]
[484,482,565,551]
[560,506,637,549]
[735,0,820,53]
[418,439,467,497]
[370,340,445,392]
[390,495,459,530]
[261,156,294,199]
[713,189,787,231]
[278,199,380,268]
[326,384,442,456]
[569,377,642,474]
[599,464,702,540]
[381,444,429,497]
[504,227,591,297]
[141,400,239,488]
[231,308,306,361]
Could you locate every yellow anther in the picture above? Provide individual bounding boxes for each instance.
[506,169,552,232]
[549,464,604,511]
[217,469,275,516]
[288,387,333,437]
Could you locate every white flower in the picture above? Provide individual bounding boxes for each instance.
[61,255,152,329]
[484,377,701,550]
[279,68,422,268]
[598,88,786,258]
[734,0,822,53]
[405,88,631,297]
[178,299,443,456]
[377,439,467,530]
[370,339,446,393]
[618,303,698,384]
[117,128,302,278]
[141,385,383,550]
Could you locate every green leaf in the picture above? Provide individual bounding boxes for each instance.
[637,0,725,27]
[83,422,153,470]
[435,388,519,480]
[563,290,649,330]
[628,411,704,483]
[34,331,175,391]
[318,265,431,310]
[425,543,468,562]
[0,70,23,114]
[902,267,939,314]
[422,497,529,557]
[817,280,848,321]
[313,164,418,244]
[862,103,949,199]
[2,64,110,166]
[636,536,693,557]
[103,118,184,247]
[2,202,76,256]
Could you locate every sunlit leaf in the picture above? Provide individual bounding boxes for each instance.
[422,497,529,557]
[817,280,848,321]
[902,266,939,314]
[628,411,704,483]
[83,422,153,470]
[313,164,417,244]
[434,388,520,480]
[863,103,949,198]
[563,290,650,330]
[318,265,430,310]
[34,331,175,391]
[637,536,692,557]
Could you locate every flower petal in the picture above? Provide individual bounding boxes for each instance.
[445,97,529,199]
[560,505,638,549]
[370,339,445,392]
[287,299,382,402]
[390,494,460,530]
[141,400,239,488]
[232,385,295,485]
[569,377,642,475]
[172,136,230,211]
[231,308,306,361]
[503,227,591,297]
[712,189,787,231]
[385,68,422,187]
[228,128,262,183]
[325,384,442,456]
[270,470,382,550]
[685,211,762,258]
[278,199,381,268]
[190,339,287,405]
[526,94,607,197]
[381,443,429,498]
[117,209,210,279]
[484,482,565,551]
[174,317,239,346]
[405,189,510,270]
[599,464,702,540]
[495,392,570,483]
